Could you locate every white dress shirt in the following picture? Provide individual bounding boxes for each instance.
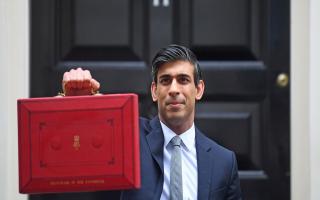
[160,121,198,200]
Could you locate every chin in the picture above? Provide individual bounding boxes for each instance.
[165,114,186,125]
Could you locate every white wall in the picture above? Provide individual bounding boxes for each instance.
[309,0,320,200]
[291,0,320,199]
[309,1,320,199]
[0,0,29,199]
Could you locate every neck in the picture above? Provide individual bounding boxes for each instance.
[159,116,194,135]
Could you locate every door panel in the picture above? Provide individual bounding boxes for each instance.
[175,0,261,60]
[193,0,250,46]
[31,0,149,97]
[196,101,263,171]
[200,62,266,98]
[30,0,290,199]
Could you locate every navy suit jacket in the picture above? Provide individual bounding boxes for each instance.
[121,117,242,200]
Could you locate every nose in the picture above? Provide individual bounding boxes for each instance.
[168,79,180,97]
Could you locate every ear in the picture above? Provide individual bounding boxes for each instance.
[151,81,158,102]
[195,80,205,100]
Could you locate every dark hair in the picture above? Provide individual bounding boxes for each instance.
[151,44,202,85]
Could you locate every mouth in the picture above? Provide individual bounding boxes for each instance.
[165,100,185,110]
[168,102,181,105]
[166,100,184,105]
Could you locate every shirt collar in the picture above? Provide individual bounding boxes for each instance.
[160,120,195,151]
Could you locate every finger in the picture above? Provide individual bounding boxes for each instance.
[83,69,92,80]
[69,79,77,89]
[76,73,84,89]
[69,68,77,74]
[77,68,90,89]
[82,79,91,89]
[74,68,85,89]
[68,69,78,89]
[90,78,100,92]
[63,70,78,90]
[62,72,71,92]
[63,71,71,83]
[82,70,92,88]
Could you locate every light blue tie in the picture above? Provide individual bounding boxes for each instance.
[170,136,183,200]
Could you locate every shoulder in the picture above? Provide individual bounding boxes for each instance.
[196,131,242,199]
[139,117,150,127]
[196,128,236,162]
[196,128,232,152]
[138,117,152,133]
[138,116,161,134]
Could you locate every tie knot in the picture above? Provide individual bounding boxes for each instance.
[171,136,182,146]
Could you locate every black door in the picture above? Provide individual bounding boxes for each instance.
[30,0,290,199]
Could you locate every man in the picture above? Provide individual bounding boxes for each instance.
[62,45,242,200]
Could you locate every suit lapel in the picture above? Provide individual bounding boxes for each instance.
[145,118,213,199]
[196,128,213,200]
[145,116,164,173]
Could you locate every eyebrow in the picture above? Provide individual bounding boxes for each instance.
[158,73,191,79]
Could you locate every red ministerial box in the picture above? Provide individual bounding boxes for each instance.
[17,94,140,194]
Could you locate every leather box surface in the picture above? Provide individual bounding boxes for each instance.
[17,94,140,194]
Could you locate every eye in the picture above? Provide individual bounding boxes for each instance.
[178,76,190,84]
[159,77,171,85]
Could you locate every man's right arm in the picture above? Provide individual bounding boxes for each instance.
[61,67,100,96]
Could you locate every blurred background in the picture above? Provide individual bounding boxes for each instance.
[1,0,319,199]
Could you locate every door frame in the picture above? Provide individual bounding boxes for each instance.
[291,0,320,199]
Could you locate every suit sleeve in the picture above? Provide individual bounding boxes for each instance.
[225,152,242,200]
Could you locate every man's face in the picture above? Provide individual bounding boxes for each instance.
[151,60,205,132]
